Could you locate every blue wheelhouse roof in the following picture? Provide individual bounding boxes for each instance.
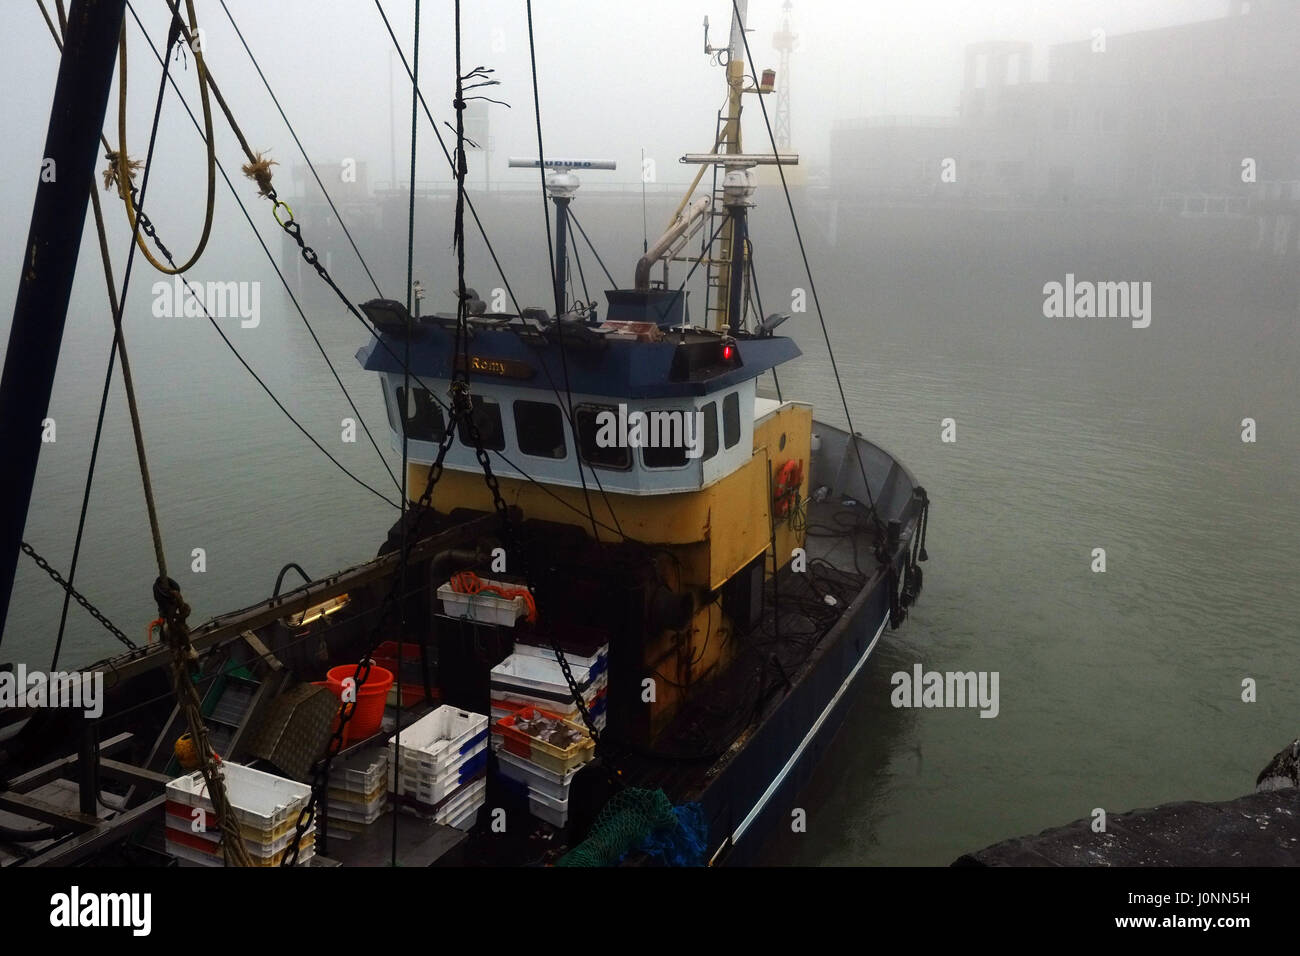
[356,320,801,399]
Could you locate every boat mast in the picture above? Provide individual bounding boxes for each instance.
[711,0,748,333]
[508,158,616,315]
[0,0,128,637]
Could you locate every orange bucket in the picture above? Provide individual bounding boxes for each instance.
[322,663,393,744]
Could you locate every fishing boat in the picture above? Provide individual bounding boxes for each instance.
[0,0,930,867]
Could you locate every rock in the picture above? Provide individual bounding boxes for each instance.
[1255,738,1300,792]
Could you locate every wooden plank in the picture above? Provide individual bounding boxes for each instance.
[241,630,282,672]
[20,794,166,867]
[0,791,99,832]
[98,759,171,789]
[95,513,505,689]
[6,731,132,793]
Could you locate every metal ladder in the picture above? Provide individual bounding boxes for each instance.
[144,632,285,779]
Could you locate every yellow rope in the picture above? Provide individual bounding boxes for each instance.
[111,0,216,275]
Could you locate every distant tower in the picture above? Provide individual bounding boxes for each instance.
[772,0,797,150]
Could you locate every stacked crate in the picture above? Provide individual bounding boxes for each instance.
[489,641,608,732]
[387,706,488,830]
[164,761,314,866]
[326,748,388,831]
[492,706,596,828]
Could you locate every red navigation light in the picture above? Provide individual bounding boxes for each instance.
[722,344,734,361]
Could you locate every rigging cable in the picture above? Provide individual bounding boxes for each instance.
[729,0,885,536]
[570,236,590,310]
[129,4,633,556]
[746,241,782,402]
[566,207,617,288]
[119,1,400,506]
[287,0,519,863]
[523,1,617,770]
[98,7,254,868]
[653,215,731,326]
[524,0,601,545]
[395,0,422,868]
[372,0,629,543]
[216,0,385,299]
[111,0,216,275]
[641,146,649,254]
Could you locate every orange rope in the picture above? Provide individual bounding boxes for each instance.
[146,618,165,645]
[449,571,537,623]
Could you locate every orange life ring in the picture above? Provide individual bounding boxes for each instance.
[773,459,804,518]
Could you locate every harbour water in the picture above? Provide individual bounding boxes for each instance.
[2,191,1296,866]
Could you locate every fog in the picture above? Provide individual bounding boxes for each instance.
[1,1,1297,868]
[1,1,1288,296]
[0,1,1247,195]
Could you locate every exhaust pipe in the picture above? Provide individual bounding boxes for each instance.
[634,197,712,292]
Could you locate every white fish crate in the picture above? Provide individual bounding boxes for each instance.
[390,745,487,805]
[436,778,486,830]
[490,653,602,704]
[164,818,315,858]
[164,823,315,867]
[512,640,608,676]
[495,747,581,802]
[437,578,531,627]
[326,797,386,827]
[165,836,315,868]
[387,706,488,778]
[330,748,388,795]
[387,706,489,805]
[527,788,570,829]
[165,761,311,844]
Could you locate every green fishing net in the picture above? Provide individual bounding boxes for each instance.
[557,787,706,867]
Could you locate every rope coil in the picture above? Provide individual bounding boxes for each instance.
[113,0,216,275]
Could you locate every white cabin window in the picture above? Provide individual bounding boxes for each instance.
[382,380,399,432]
[701,401,719,461]
[456,395,504,450]
[574,403,631,470]
[513,400,567,459]
[722,392,741,449]
[395,385,446,442]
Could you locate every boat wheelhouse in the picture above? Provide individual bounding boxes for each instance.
[361,313,801,495]
[358,296,816,741]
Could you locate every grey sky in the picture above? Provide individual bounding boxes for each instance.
[2,0,1232,195]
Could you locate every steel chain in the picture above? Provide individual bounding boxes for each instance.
[266,134,610,856]
[281,416,460,865]
[267,191,359,314]
[459,397,603,746]
[20,541,137,649]
[126,185,175,265]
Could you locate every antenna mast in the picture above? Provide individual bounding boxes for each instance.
[702,1,750,331]
[509,157,616,313]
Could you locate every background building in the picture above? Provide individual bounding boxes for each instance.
[830,1,1300,211]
